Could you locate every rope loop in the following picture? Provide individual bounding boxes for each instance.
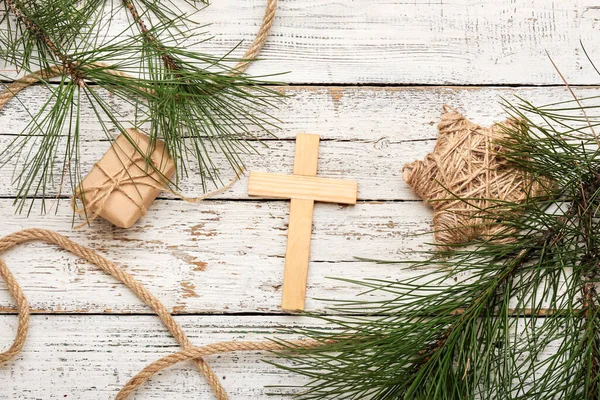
[0,228,320,399]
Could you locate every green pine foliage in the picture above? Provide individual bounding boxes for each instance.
[275,76,600,399]
[0,0,281,214]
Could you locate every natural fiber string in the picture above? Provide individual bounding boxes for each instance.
[233,0,278,73]
[0,228,321,399]
[0,62,139,109]
[73,152,244,227]
[116,339,325,400]
[71,142,246,227]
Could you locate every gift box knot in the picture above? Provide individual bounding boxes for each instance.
[73,129,176,228]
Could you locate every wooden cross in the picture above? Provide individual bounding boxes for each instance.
[248,134,358,311]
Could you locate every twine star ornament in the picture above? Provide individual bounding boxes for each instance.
[403,106,545,247]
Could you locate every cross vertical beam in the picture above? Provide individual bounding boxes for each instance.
[282,134,320,311]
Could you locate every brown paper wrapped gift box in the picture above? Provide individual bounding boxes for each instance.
[74,129,176,228]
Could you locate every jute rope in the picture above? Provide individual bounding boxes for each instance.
[0,229,322,399]
[233,0,278,73]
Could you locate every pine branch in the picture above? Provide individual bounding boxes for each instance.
[4,0,85,85]
[0,0,281,213]
[409,246,537,381]
[274,86,600,399]
[582,283,599,398]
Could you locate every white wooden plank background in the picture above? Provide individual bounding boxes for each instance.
[0,315,326,399]
[0,0,597,398]
[3,0,600,84]
[204,0,600,85]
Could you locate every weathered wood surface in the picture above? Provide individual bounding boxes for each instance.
[0,315,325,399]
[1,0,596,397]
[0,85,596,202]
[2,0,600,85]
[1,85,596,143]
[0,315,556,399]
[0,199,434,314]
[0,85,591,398]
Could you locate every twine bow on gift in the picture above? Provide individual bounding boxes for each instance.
[72,149,167,227]
[72,137,244,228]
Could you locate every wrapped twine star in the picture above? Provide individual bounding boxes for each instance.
[403,106,546,247]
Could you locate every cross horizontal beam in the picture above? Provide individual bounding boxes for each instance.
[248,172,358,204]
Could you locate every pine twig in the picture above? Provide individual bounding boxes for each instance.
[410,245,537,378]
[4,0,86,86]
[122,0,180,71]
[0,0,281,213]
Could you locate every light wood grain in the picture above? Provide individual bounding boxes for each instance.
[250,134,358,310]
[0,85,589,396]
[0,315,328,399]
[248,172,358,204]
[281,198,314,311]
[279,134,321,311]
[292,134,320,176]
[4,85,597,143]
[1,0,596,393]
[0,85,591,314]
[0,314,558,399]
[0,85,597,202]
